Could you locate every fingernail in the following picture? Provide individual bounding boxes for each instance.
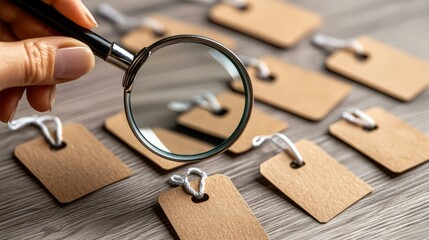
[49,85,56,112]
[81,2,98,28]
[54,47,94,80]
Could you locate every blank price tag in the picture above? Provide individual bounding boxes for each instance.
[260,140,372,223]
[14,123,132,203]
[326,36,429,102]
[231,56,352,121]
[330,107,429,173]
[209,0,322,48]
[122,14,236,52]
[159,174,268,240]
[105,112,212,170]
[178,92,287,154]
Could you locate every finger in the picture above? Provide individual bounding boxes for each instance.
[45,0,98,28]
[10,12,58,40]
[0,87,25,122]
[26,85,55,112]
[0,36,95,91]
[0,0,57,39]
[0,0,97,29]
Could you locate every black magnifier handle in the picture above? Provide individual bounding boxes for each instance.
[11,0,134,70]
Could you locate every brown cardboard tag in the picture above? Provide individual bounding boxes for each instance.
[122,14,236,52]
[105,112,213,170]
[330,107,429,173]
[159,174,268,240]
[260,140,372,223]
[231,56,352,121]
[209,0,322,48]
[326,36,429,102]
[178,92,287,154]
[14,123,132,203]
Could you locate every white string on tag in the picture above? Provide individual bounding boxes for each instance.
[168,91,223,114]
[184,0,248,9]
[97,3,166,35]
[8,115,63,148]
[169,167,208,199]
[241,56,272,80]
[342,108,378,130]
[253,133,305,167]
[311,33,367,58]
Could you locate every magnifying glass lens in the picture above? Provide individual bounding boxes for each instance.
[128,41,248,158]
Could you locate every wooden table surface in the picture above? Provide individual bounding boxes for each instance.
[1,0,428,239]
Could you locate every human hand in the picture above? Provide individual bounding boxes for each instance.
[0,0,97,122]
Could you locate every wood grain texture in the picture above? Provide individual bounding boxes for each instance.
[159,174,268,240]
[1,0,429,239]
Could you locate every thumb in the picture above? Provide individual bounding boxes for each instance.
[0,37,95,91]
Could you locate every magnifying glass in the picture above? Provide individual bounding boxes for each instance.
[12,0,253,162]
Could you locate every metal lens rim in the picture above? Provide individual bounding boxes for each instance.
[123,34,253,162]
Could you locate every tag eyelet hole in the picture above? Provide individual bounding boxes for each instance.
[290,161,305,169]
[237,3,250,11]
[258,74,276,82]
[363,125,378,131]
[192,193,210,203]
[355,52,370,61]
[50,142,67,151]
[213,108,229,116]
[154,30,166,37]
